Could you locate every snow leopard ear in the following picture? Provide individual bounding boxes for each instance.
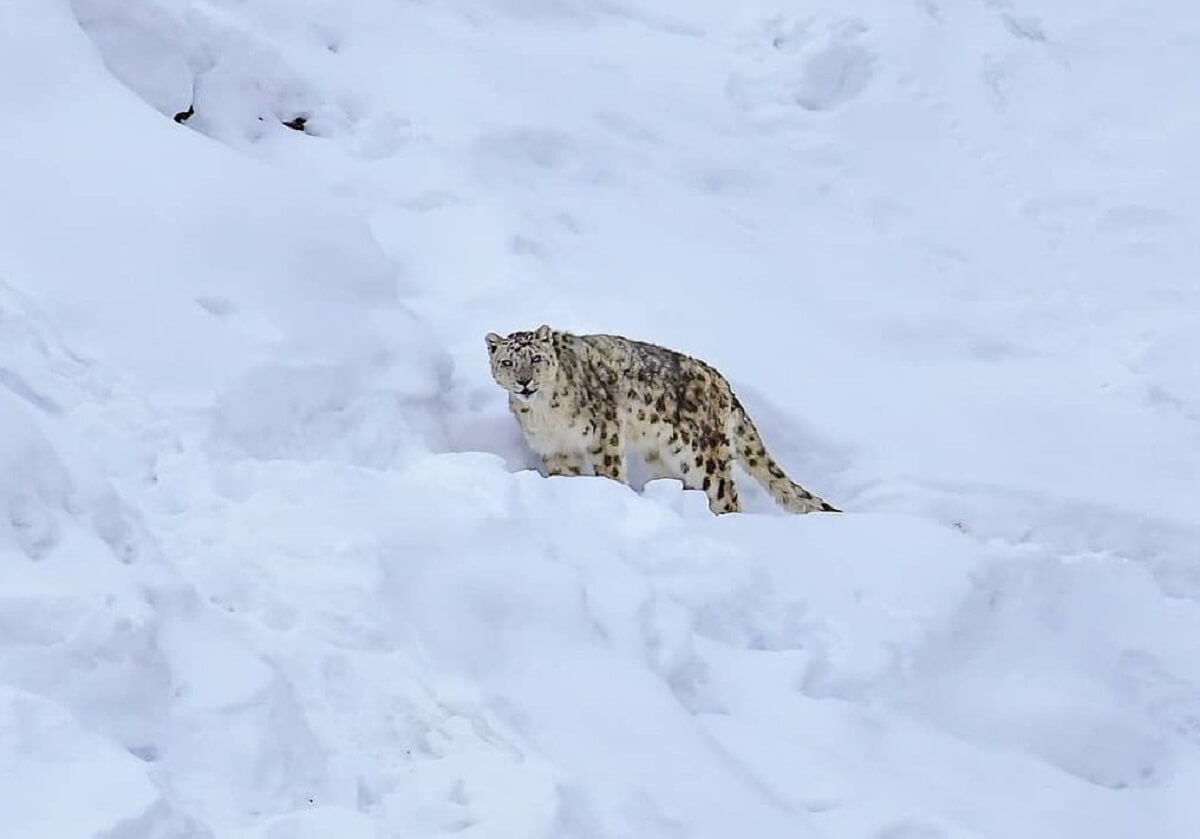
[534,324,552,341]
[485,332,504,354]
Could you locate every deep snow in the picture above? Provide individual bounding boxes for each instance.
[1,0,1199,836]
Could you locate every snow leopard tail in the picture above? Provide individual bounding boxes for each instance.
[729,399,840,514]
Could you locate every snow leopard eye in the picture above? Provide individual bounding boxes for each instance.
[531,354,544,363]
[500,359,514,368]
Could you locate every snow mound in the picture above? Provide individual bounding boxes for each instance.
[0,687,166,837]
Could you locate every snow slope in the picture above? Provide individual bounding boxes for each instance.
[2,0,1199,836]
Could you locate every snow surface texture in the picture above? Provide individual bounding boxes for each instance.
[1,0,1198,836]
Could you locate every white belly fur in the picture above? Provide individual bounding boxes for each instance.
[517,397,666,463]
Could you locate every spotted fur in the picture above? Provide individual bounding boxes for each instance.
[486,324,839,515]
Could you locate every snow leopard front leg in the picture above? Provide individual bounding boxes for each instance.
[587,421,627,484]
[543,451,586,477]
[642,450,675,480]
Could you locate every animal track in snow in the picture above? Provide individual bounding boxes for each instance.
[728,15,878,115]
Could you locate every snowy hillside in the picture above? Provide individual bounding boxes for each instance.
[2,0,1199,836]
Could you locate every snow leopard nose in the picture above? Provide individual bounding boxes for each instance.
[516,375,532,387]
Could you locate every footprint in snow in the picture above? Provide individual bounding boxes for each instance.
[728,15,878,115]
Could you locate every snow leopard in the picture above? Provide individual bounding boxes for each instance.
[486,324,839,515]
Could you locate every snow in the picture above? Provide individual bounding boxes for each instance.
[2,0,1199,836]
